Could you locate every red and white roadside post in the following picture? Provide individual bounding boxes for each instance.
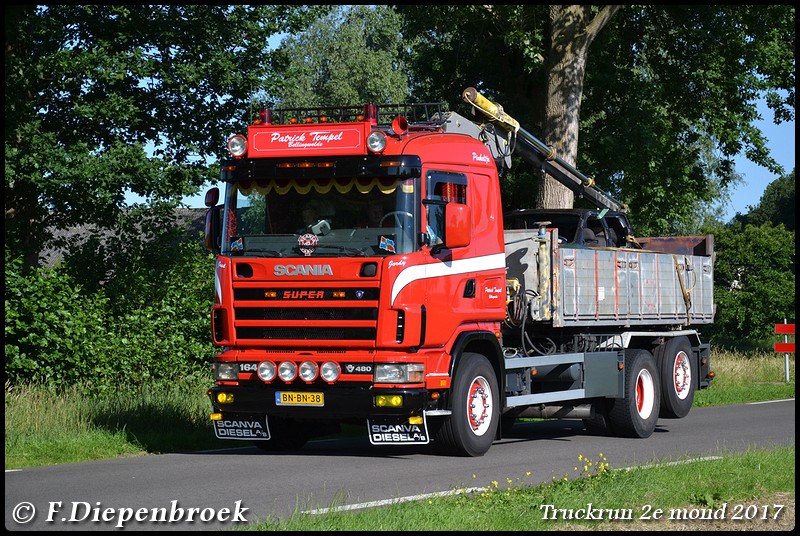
[774,319,795,383]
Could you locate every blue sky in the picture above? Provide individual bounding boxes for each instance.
[728,99,795,220]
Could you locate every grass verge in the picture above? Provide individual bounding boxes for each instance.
[4,377,226,469]
[239,446,794,531]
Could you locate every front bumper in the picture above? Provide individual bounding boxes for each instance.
[208,382,434,420]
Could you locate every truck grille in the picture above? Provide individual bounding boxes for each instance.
[236,308,375,321]
[237,327,376,340]
[232,286,380,342]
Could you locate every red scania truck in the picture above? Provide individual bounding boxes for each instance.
[204,87,715,456]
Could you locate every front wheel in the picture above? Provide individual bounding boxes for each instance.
[607,349,660,438]
[655,336,696,418]
[435,353,499,457]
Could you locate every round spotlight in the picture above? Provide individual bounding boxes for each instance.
[257,361,276,382]
[299,361,319,382]
[366,131,387,153]
[278,361,297,382]
[320,362,340,383]
[227,134,247,157]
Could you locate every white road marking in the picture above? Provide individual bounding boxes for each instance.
[301,486,487,515]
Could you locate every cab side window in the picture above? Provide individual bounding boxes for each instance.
[424,171,467,246]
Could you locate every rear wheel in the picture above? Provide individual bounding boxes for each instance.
[435,353,499,457]
[655,336,696,418]
[607,349,660,438]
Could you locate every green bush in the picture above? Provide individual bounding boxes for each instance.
[5,253,114,389]
[708,222,795,347]
[5,239,216,395]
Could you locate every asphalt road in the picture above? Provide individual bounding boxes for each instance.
[5,399,794,531]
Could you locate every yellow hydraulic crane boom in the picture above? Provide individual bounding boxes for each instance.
[461,86,626,213]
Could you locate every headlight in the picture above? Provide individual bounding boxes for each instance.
[227,134,247,157]
[374,363,425,383]
[215,362,238,381]
[257,361,276,382]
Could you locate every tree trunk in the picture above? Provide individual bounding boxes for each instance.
[5,180,47,274]
[537,5,621,209]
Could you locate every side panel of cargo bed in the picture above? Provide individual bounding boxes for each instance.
[504,230,714,328]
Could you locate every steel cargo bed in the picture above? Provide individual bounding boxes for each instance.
[504,229,714,328]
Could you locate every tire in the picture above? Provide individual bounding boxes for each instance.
[253,417,309,451]
[607,349,660,438]
[655,336,696,418]
[435,353,499,457]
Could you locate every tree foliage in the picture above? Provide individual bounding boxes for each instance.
[705,169,796,348]
[582,5,794,235]
[5,5,328,271]
[734,169,795,231]
[271,5,410,108]
[396,5,795,235]
[707,222,795,347]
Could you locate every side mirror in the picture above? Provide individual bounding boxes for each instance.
[443,203,471,249]
[204,206,222,253]
[204,187,220,208]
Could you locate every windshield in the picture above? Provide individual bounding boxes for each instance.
[221,176,420,257]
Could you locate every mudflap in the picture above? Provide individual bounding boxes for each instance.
[213,413,270,441]
[367,415,430,446]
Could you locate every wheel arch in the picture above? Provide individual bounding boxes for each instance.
[623,330,703,369]
[446,330,504,409]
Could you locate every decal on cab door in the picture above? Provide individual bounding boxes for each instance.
[389,253,506,306]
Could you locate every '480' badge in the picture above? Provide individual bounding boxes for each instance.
[298,233,318,256]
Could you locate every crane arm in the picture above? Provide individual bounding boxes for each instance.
[460,87,627,213]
